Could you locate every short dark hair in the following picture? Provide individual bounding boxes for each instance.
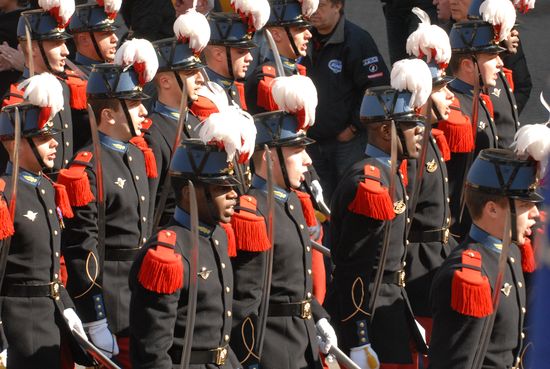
[328,0,345,15]
[88,98,120,124]
[464,185,508,220]
[449,53,470,75]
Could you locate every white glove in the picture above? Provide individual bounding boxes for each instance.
[63,308,87,339]
[0,349,6,368]
[83,318,119,358]
[350,344,380,369]
[315,318,338,354]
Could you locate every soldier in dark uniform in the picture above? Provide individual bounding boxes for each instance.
[129,107,257,369]
[146,11,209,230]
[441,8,514,240]
[326,59,432,368]
[403,8,458,345]
[244,0,314,115]
[68,0,121,152]
[58,39,158,368]
[1,1,77,174]
[0,75,90,369]
[429,148,541,369]
[229,97,337,368]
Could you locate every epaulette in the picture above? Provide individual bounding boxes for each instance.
[293,190,317,227]
[234,81,248,111]
[57,152,95,207]
[138,229,183,294]
[2,84,24,107]
[257,65,279,112]
[230,195,271,252]
[296,63,307,76]
[348,164,395,221]
[519,237,535,273]
[399,159,408,187]
[502,67,514,92]
[437,97,474,153]
[0,179,15,240]
[140,117,153,132]
[53,183,73,218]
[450,249,493,318]
[219,222,237,257]
[431,128,451,161]
[129,136,158,179]
[190,95,219,122]
[479,93,494,119]
[64,69,88,110]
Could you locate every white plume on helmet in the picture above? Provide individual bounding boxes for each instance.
[513,124,550,177]
[199,107,257,163]
[479,0,517,43]
[513,0,535,13]
[231,0,271,31]
[115,38,159,84]
[299,0,319,17]
[406,7,451,68]
[271,75,318,130]
[18,72,64,119]
[38,0,75,26]
[97,0,122,15]
[391,58,432,109]
[173,8,211,53]
[196,82,231,115]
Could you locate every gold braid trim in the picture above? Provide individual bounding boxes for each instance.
[239,316,260,364]
[341,277,371,322]
[73,251,102,299]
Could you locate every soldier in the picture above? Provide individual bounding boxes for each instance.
[429,148,541,369]
[0,74,90,369]
[68,0,121,152]
[129,106,256,369]
[441,1,516,240]
[146,9,209,229]
[244,0,316,114]
[1,0,77,174]
[403,7,457,344]
[58,38,158,367]
[230,76,337,369]
[326,59,432,368]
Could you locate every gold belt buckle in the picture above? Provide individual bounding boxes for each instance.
[443,228,450,244]
[50,281,60,300]
[398,270,406,288]
[213,346,227,366]
[301,300,312,320]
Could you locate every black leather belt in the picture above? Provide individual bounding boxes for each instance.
[408,228,450,244]
[170,345,228,366]
[269,300,312,319]
[382,270,406,287]
[2,281,62,300]
[105,247,141,261]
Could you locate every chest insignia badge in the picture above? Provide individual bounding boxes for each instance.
[115,177,126,189]
[501,282,512,297]
[492,88,501,98]
[393,200,406,215]
[23,210,38,222]
[198,267,211,280]
[479,121,487,130]
[426,159,438,173]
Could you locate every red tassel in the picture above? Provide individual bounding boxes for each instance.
[234,81,248,111]
[257,65,278,112]
[231,195,271,252]
[293,190,317,227]
[438,105,474,153]
[0,179,15,240]
[348,165,395,221]
[54,183,74,219]
[220,222,237,258]
[431,128,451,161]
[57,152,95,207]
[502,68,515,92]
[138,230,183,294]
[2,84,25,107]
[65,72,88,110]
[141,118,153,131]
[130,136,158,179]
[520,238,536,273]
[450,249,493,318]
[479,93,494,119]
[296,64,307,76]
[190,95,220,122]
[399,159,408,187]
